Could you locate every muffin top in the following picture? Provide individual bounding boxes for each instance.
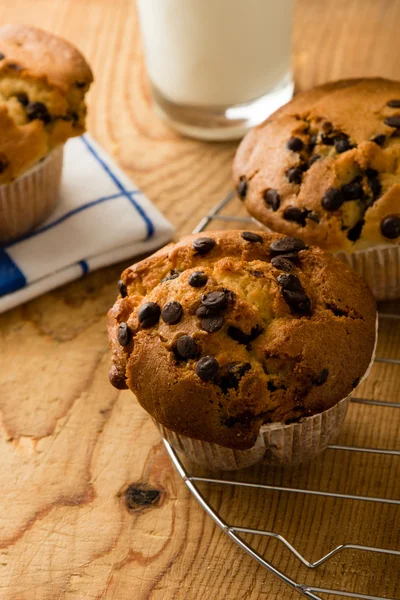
[233,78,400,252]
[0,24,93,184]
[108,230,376,450]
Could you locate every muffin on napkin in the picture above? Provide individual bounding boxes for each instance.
[108,230,377,469]
[233,78,400,300]
[0,24,93,243]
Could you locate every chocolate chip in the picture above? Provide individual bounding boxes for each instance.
[308,134,317,151]
[369,176,381,200]
[384,116,400,128]
[0,157,8,174]
[192,237,216,255]
[381,215,400,239]
[270,237,307,255]
[271,256,295,272]
[138,302,161,328]
[235,362,252,377]
[26,101,51,124]
[314,368,329,386]
[69,111,79,123]
[218,362,251,393]
[201,291,228,311]
[108,365,128,390]
[387,99,400,108]
[118,279,127,298]
[365,169,381,199]
[16,92,29,106]
[286,136,304,152]
[264,189,280,211]
[321,188,344,211]
[188,271,208,287]
[8,63,22,71]
[227,325,263,345]
[250,270,264,278]
[237,179,248,199]
[335,136,352,153]
[286,167,303,184]
[342,178,364,201]
[161,269,180,283]
[196,356,219,382]
[371,134,386,147]
[321,134,334,145]
[161,301,183,325]
[200,315,224,333]
[117,322,132,346]
[76,81,87,88]
[309,154,321,166]
[276,268,309,312]
[222,288,235,304]
[195,304,212,318]
[0,53,5,60]
[298,162,309,173]
[241,231,263,243]
[176,335,199,360]
[282,289,311,315]
[347,220,365,242]
[283,206,306,225]
[277,273,302,291]
[278,252,301,261]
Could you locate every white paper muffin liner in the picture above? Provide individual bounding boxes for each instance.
[0,146,63,244]
[155,315,378,471]
[155,398,350,470]
[335,245,400,301]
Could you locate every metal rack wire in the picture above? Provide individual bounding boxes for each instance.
[163,191,400,600]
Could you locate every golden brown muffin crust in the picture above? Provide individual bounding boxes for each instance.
[0,25,93,183]
[233,78,400,252]
[108,231,376,450]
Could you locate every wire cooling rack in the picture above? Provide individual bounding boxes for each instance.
[162,191,400,600]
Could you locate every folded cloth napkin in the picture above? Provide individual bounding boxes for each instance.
[0,134,175,314]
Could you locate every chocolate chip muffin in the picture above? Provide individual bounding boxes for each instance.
[108,230,376,466]
[233,78,400,300]
[0,24,93,243]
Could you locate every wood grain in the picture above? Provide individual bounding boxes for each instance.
[0,0,399,598]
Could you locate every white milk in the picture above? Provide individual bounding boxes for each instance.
[137,0,292,108]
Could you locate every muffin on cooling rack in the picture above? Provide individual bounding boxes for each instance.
[233,78,400,301]
[0,24,93,243]
[108,230,377,470]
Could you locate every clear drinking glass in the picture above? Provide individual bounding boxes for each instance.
[136,0,293,141]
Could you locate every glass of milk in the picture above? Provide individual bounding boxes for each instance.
[137,0,293,141]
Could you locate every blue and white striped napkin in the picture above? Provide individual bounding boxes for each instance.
[0,134,175,314]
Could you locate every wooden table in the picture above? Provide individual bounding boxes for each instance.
[0,1,399,598]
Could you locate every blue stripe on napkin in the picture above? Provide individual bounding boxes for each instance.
[0,249,26,295]
[80,136,155,239]
[5,189,140,248]
[79,260,89,274]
